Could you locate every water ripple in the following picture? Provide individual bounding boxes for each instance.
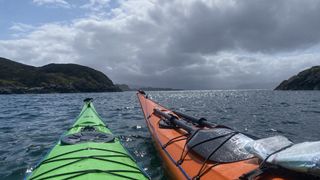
[0,90,319,179]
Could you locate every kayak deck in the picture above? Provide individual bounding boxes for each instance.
[137,91,317,180]
[27,99,148,180]
[137,92,257,179]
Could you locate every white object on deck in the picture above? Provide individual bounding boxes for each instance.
[245,135,293,159]
[245,136,320,176]
[268,141,320,176]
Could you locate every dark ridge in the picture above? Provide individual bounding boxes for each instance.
[0,57,121,94]
[115,84,131,91]
[275,66,320,90]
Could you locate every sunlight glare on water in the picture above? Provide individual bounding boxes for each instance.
[0,90,319,179]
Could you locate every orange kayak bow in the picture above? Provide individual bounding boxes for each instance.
[137,91,317,180]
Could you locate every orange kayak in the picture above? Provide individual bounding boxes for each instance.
[137,91,317,180]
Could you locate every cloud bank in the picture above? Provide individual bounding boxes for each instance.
[32,0,71,8]
[1,0,320,89]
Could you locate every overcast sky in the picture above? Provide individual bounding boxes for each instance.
[0,0,320,89]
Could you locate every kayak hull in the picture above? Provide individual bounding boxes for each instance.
[147,117,188,180]
[137,93,258,179]
[26,99,148,180]
[137,92,316,180]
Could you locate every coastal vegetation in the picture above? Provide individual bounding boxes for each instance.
[0,57,121,94]
[275,66,320,90]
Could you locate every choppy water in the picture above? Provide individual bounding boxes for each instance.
[0,90,319,180]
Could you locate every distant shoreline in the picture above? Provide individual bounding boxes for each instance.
[0,57,121,94]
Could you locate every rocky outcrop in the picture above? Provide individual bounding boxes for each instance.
[115,84,131,91]
[0,57,121,94]
[275,66,320,90]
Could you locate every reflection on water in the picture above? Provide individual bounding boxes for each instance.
[0,90,319,179]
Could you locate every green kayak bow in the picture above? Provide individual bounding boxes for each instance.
[26,98,149,180]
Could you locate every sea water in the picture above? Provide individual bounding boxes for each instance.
[0,90,319,180]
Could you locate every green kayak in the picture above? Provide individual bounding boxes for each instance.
[26,98,149,180]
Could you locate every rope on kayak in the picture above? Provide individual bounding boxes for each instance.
[33,147,135,169]
[162,133,189,148]
[193,132,239,180]
[30,158,83,180]
[33,169,143,180]
[177,131,236,165]
[30,147,142,180]
[239,143,294,180]
[60,169,143,180]
[37,154,131,165]
[259,143,293,168]
[173,129,240,179]
[176,129,200,165]
[30,155,144,180]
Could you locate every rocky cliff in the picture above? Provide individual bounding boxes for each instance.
[275,66,320,90]
[0,57,121,94]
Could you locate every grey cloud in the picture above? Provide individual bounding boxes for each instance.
[164,0,320,54]
[1,0,320,89]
